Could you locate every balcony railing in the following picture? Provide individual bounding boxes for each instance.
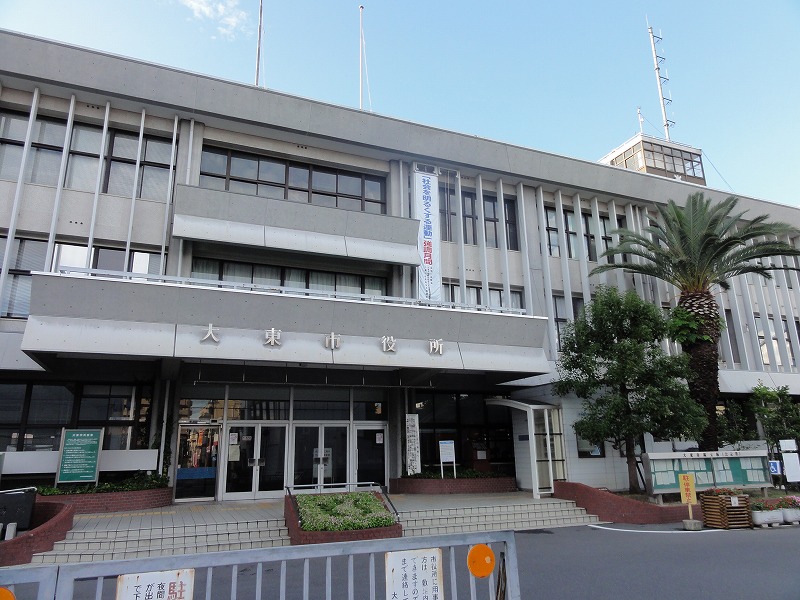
[52,268,526,316]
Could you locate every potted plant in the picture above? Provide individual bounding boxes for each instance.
[699,488,751,529]
[750,498,783,527]
[776,496,800,525]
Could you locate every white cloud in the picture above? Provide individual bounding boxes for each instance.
[178,0,249,38]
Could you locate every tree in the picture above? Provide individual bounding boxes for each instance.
[751,383,800,453]
[592,193,800,450]
[555,286,706,492]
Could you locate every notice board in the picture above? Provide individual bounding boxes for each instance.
[57,428,104,484]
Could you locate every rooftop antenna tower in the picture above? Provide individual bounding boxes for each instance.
[255,0,264,86]
[648,25,674,140]
[359,5,364,110]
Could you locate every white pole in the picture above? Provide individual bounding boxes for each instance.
[255,0,263,86]
[648,26,671,141]
[359,5,364,110]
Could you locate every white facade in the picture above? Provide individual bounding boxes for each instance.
[0,30,798,496]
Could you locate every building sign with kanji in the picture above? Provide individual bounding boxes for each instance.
[116,569,194,600]
[386,548,443,600]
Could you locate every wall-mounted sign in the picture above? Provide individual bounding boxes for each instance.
[56,429,103,484]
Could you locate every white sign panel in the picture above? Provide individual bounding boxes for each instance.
[414,170,442,302]
[439,440,456,462]
[784,452,800,483]
[386,548,443,600]
[779,439,798,452]
[117,569,194,600]
[405,414,421,476]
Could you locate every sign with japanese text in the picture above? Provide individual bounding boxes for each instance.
[116,569,194,600]
[57,429,103,484]
[406,414,421,475]
[386,548,443,600]
[439,440,456,479]
[678,473,696,505]
[414,170,442,302]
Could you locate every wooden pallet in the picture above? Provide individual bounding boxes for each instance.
[700,495,752,529]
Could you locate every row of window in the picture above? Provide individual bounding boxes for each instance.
[442,282,523,310]
[0,383,152,452]
[0,110,173,200]
[199,146,386,214]
[0,237,160,318]
[610,141,704,179]
[191,257,387,297]
[438,182,519,250]
[545,208,624,261]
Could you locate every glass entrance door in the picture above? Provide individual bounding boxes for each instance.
[356,427,387,486]
[224,424,287,499]
[292,425,348,491]
[175,425,219,500]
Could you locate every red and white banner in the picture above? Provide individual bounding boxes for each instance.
[414,170,441,301]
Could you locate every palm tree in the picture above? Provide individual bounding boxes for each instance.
[592,193,800,450]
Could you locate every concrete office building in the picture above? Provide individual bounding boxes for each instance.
[0,30,798,499]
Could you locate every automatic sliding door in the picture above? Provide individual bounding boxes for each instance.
[292,425,348,491]
[225,425,256,495]
[258,425,286,493]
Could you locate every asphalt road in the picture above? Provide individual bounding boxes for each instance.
[516,523,800,599]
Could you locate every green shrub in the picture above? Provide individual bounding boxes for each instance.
[296,492,396,532]
[37,472,169,496]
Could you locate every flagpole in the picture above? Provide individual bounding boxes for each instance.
[359,5,364,110]
[255,0,264,86]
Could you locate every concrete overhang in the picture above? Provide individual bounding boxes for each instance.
[21,273,549,383]
[172,185,421,266]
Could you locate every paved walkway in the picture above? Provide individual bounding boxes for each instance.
[69,491,554,534]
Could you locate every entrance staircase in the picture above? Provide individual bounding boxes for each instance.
[396,497,598,537]
[31,494,597,564]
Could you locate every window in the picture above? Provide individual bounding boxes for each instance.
[462,192,478,245]
[64,123,103,192]
[0,111,28,181]
[553,295,584,350]
[199,146,386,214]
[93,247,161,274]
[563,210,578,258]
[755,315,795,368]
[0,111,67,185]
[191,257,387,297]
[544,207,560,257]
[577,436,605,458]
[413,391,514,474]
[484,194,499,248]
[438,174,458,242]
[103,131,173,200]
[504,197,519,251]
[443,283,523,310]
[0,237,47,318]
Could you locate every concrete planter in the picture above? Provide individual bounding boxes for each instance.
[781,508,800,525]
[751,509,783,527]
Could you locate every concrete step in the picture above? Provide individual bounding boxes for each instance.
[32,518,291,564]
[397,499,598,536]
[32,536,291,564]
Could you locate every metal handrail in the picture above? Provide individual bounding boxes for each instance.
[45,268,527,315]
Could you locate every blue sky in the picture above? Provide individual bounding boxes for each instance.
[2,0,798,208]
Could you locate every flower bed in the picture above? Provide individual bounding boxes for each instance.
[36,487,173,514]
[284,492,402,545]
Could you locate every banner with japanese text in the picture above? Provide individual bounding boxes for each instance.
[414,170,442,302]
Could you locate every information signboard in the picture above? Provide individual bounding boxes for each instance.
[439,440,456,479]
[116,569,194,600]
[57,429,103,484]
[386,548,443,600]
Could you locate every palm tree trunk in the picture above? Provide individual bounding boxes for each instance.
[679,291,721,451]
[684,339,719,450]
